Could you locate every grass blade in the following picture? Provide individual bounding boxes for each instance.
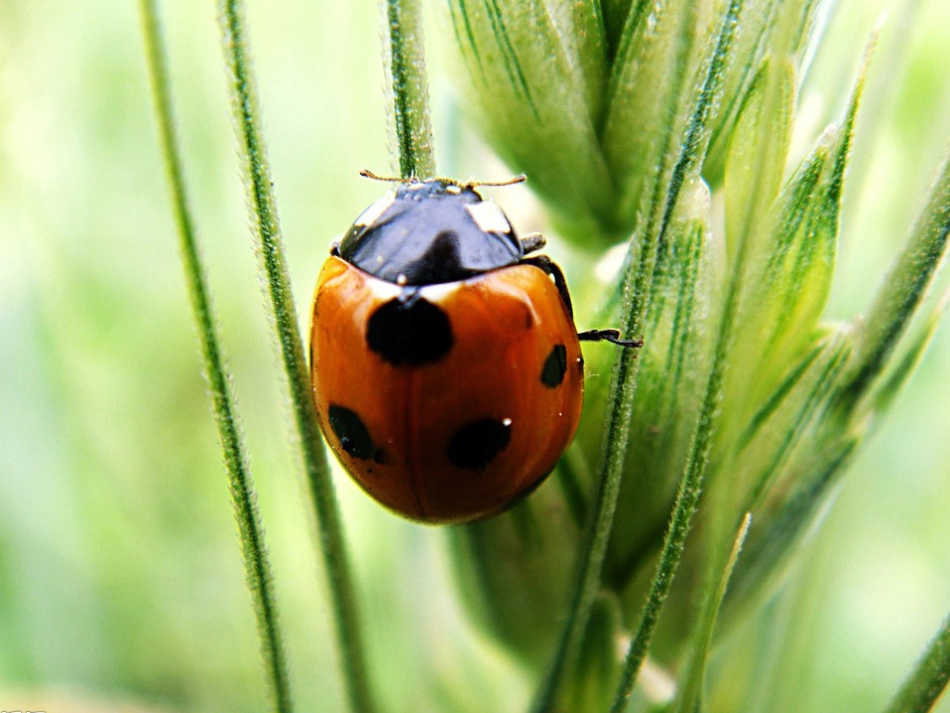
[217,3,376,712]
[607,336,720,713]
[600,0,645,60]
[750,129,835,377]
[139,2,291,710]
[524,9,728,692]
[881,613,950,713]
[728,29,870,422]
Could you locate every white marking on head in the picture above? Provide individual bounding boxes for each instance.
[466,201,512,234]
[446,183,463,194]
[353,194,395,228]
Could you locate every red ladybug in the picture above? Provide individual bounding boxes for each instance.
[310,174,636,524]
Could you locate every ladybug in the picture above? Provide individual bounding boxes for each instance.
[310,172,637,525]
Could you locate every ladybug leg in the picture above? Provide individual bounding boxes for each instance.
[521,255,574,318]
[520,232,546,255]
[330,241,341,257]
[522,255,642,349]
[577,329,643,348]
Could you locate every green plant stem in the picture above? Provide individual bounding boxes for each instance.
[609,3,744,710]
[384,0,436,178]
[217,3,376,713]
[139,2,291,711]
[526,121,661,713]
[882,613,950,713]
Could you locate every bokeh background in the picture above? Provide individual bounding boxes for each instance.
[1,0,949,711]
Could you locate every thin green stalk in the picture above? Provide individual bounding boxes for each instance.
[608,263,733,712]
[529,4,742,711]
[139,2,291,711]
[882,613,950,713]
[609,4,746,709]
[384,0,436,178]
[526,84,666,713]
[217,3,376,713]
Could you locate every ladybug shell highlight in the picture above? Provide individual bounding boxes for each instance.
[310,179,583,524]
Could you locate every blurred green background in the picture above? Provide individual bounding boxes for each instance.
[1,1,948,712]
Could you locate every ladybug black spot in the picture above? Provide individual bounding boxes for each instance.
[366,293,454,366]
[328,405,377,460]
[541,344,568,388]
[448,418,512,470]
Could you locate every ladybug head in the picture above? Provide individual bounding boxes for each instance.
[337,177,532,287]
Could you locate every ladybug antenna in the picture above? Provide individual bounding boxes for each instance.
[465,174,527,189]
[359,168,409,183]
[359,169,527,189]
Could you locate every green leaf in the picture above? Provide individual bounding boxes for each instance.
[562,594,624,712]
[727,34,869,419]
[446,483,582,670]
[563,0,611,126]
[752,132,837,375]
[726,129,834,406]
[600,5,747,707]
[600,0,644,61]
[716,327,855,628]
[665,36,869,645]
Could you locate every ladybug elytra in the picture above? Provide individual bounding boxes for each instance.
[310,174,637,524]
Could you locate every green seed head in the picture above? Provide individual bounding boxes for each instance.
[441,0,950,701]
